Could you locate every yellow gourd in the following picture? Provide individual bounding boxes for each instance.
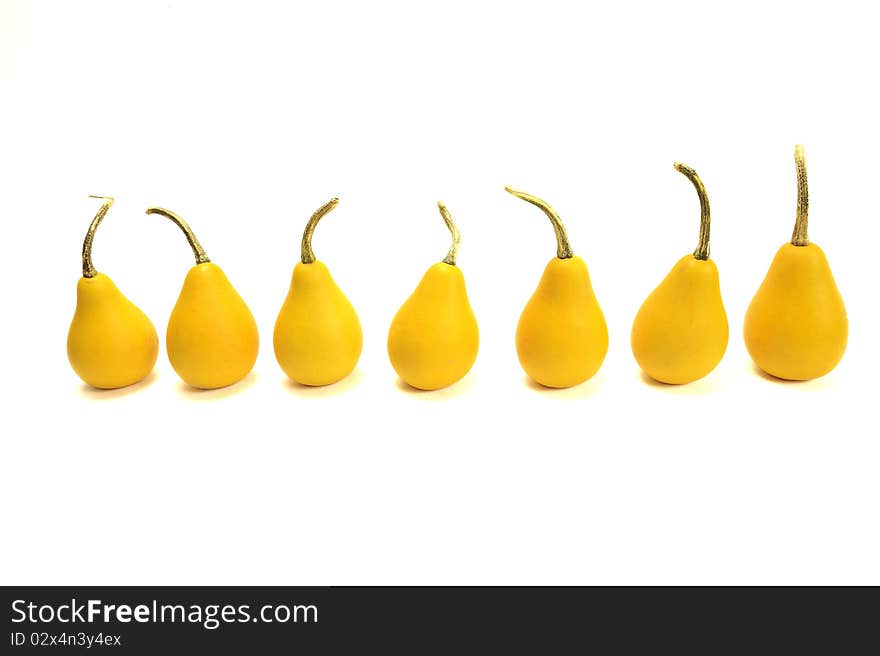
[148,207,259,389]
[631,164,728,384]
[387,202,479,390]
[274,198,362,386]
[507,187,608,388]
[744,145,848,380]
[67,196,159,389]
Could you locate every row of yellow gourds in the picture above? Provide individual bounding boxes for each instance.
[67,145,847,392]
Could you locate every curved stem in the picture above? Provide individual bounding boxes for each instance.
[301,197,339,264]
[504,186,573,259]
[791,144,809,246]
[81,195,115,278]
[674,162,711,261]
[438,202,461,265]
[146,206,210,264]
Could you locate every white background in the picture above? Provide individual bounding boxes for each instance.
[1,0,877,585]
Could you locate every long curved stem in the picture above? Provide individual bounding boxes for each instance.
[146,206,210,264]
[674,163,711,261]
[81,195,115,278]
[504,187,573,259]
[791,144,809,246]
[438,202,461,265]
[301,197,339,264]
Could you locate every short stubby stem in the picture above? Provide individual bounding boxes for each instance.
[673,163,711,261]
[505,187,573,259]
[791,144,809,246]
[81,195,115,278]
[146,207,210,264]
[301,198,339,264]
[438,202,461,266]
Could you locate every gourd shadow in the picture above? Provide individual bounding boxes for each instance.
[77,371,158,400]
[638,370,721,395]
[283,369,364,398]
[748,363,836,390]
[175,372,258,400]
[523,374,604,398]
[394,372,476,399]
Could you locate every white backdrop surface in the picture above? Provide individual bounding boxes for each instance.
[1,0,877,584]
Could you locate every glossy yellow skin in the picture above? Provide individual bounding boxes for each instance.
[166,262,259,389]
[388,262,479,390]
[517,256,608,388]
[67,273,159,389]
[631,255,728,385]
[274,260,362,386]
[744,243,847,381]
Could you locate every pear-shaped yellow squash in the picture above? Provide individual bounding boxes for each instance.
[274,198,362,386]
[148,207,259,390]
[507,187,608,388]
[631,163,728,384]
[68,196,158,389]
[388,202,479,390]
[744,145,847,381]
